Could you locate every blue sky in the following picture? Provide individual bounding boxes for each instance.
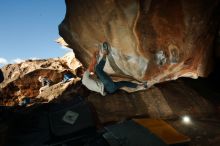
[0,0,70,67]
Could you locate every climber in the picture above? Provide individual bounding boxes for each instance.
[82,42,147,96]
[38,76,52,87]
[38,76,52,94]
[62,70,76,83]
[81,50,106,96]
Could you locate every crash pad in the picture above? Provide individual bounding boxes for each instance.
[133,118,190,145]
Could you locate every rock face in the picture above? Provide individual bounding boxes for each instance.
[87,80,214,123]
[0,55,216,125]
[215,29,220,58]
[0,52,81,106]
[59,0,220,84]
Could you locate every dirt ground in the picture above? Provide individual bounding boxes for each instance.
[166,77,220,146]
[1,75,220,146]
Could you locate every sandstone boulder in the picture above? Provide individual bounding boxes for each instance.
[0,52,80,106]
[59,0,220,85]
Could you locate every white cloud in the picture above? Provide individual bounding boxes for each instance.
[0,57,42,67]
[0,57,8,65]
[29,57,40,60]
[12,58,25,64]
